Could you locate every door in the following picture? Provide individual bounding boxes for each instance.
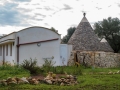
[60,45,67,66]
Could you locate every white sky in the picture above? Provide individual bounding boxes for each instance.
[0,0,120,37]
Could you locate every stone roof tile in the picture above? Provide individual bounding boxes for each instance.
[68,15,113,52]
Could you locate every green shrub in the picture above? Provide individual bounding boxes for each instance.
[21,58,43,75]
[52,66,64,74]
[42,57,56,72]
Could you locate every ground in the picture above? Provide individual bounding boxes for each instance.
[31,74,65,80]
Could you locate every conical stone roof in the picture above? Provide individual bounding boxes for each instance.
[68,14,113,52]
[100,38,114,52]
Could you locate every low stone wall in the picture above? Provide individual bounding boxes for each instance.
[68,51,120,68]
[0,61,3,66]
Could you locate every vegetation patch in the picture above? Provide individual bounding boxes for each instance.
[0,61,120,90]
[0,62,30,79]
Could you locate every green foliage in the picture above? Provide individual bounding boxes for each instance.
[62,27,76,44]
[49,65,82,75]
[43,58,56,67]
[94,17,120,53]
[21,58,43,75]
[60,62,82,75]
[51,27,58,33]
[72,65,82,75]
[42,57,56,73]
[41,58,82,75]
[51,66,64,74]
[0,67,120,90]
[0,64,30,79]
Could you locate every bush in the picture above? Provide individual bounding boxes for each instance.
[21,58,43,75]
[42,57,56,73]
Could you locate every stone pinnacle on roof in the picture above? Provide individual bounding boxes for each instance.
[100,38,107,42]
[68,13,113,52]
[81,13,88,22]
[83,12,86,17]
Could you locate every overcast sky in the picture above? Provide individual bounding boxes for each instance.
[0,0,120,37]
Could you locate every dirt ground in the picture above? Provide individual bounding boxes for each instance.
[31,74,65,80]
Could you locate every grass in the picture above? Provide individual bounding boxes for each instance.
[0,65,30,79]
[46,66,82,75]
[0,65,120,90]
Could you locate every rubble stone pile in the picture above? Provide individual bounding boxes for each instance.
[0,77,39,86]
[0,72,78,86]
[43,72,78,86]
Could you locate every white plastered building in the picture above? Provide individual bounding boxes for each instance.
[0,26,72,66]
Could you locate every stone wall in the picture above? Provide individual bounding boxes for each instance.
[68,51,120,68]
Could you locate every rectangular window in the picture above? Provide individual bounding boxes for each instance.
[0,46,2,56]
[6,44,8,56]
[10,43,12,56]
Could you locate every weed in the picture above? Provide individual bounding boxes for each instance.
[0,65,120,90]
[42,57,56,72]
[0,64,30,79]
[21,58,43,75]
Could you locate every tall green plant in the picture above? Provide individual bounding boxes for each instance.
[21,58,37,69]
[42,57,56,72]
[21,58,43,74]
[68,62,82,75]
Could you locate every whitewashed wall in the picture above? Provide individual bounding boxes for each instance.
[3,43,15,65]
[0,33,16,65]
[0,33,15,43]
[0,27,73,66]
[60,44,72,66]
[16,27,61,66]
[0,46,3,65]
[0,43,15,65]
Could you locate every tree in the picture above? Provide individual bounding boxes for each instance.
[94,17,120,53]
[62,27,76,44]
[51,27,58,33]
